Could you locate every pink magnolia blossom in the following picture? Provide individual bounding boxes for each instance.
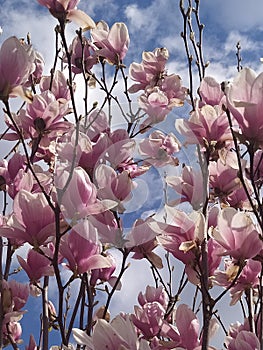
[153,206,205,265]
[7,280,30,311]
[129,48,170,93]
[131,301,165,338]
[125,218,162,268]
[92,21,130,64]
[139,130,180,167]
[199,76,225,106]
[0,36,35,101]
[40,70,71,102]
[226,67,263,146]
[73,314,150,350]
[3,321,22,346]
[95,164,134,213]
[138,285,168,309]
[69,35,97,74]
[17,248,54,283]
[0,190,55,247]
[59,220,112,275]
[56,166,116,221]
[18,91,72,141]
[226,330,260,350]
[166,165,204,210]
[211,207,263,261]
[214,258,261,305]
[37,0,95,30]
[175,304,200,350]
[90,252,116,285]
[176,103,232,151]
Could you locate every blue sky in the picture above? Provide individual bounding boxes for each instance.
[1,0,263,348]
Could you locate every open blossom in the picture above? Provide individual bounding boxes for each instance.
[132,301,166,338]
[226,330,260,350]
[176,103,232,152]
[214,258,261,305]
[17,248,54,283]
[211,207,263,261]
[166,165,204,210]
[139,130,180,167]
[129,48,170,93]
[199,76,225,106]
[226,67,263,146]
[37,0,95,29]
[40,70,71,102]
[0,36,35,101]
[0,190,55,247]
[91,21,130,64]
[59,220,112,275]
[95,164,134,213]
[56,166,116,221]
[69,35,97,74]
[73,314,151,350]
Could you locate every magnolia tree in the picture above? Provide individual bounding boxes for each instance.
[0,0,263,349]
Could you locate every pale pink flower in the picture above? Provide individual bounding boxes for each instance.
[18,91,72,141]
[129,48,170,93]
[166,165,204,210]
[37,0,95,30]
[226,330,260,350]
[131,301,165,338]
[7,280,30,311]
[199,76,225,106]
[3,321,22,345]
[92,21,130,64]
[176,103,232,150]
[69,36,97,74]
[211,207,263,260]
[56,166,116,220]
[40,70,71,102]
[226,67,263,145]
[139,130,180,167]
[0,37,35,101]
[0,190,55,247]
[176,304,200,350]
[90,252,116,285]
[95,164,134,213]
[209,151,251,207]
[125,218,161,268]
[59,220,112,275]
[73,314,149,350]
[153,206,205,265]
[138,286,168,309]
[17,248,54,283]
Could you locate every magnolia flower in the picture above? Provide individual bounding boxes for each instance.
[226,67,263,146]
[59,220,113,275]
[139,130,180,167]
[0,190,55,247]
[95,164,134,213]
[17,249,54,283]
[73,314,151,350]
[0,37,35,101]
[226,330,260,350]
[92,21,130,64]
[37,0,95,30]
[211,207,263,261]
[166,165,204,210]
[56,166,116,221]
[176,103,232,151]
